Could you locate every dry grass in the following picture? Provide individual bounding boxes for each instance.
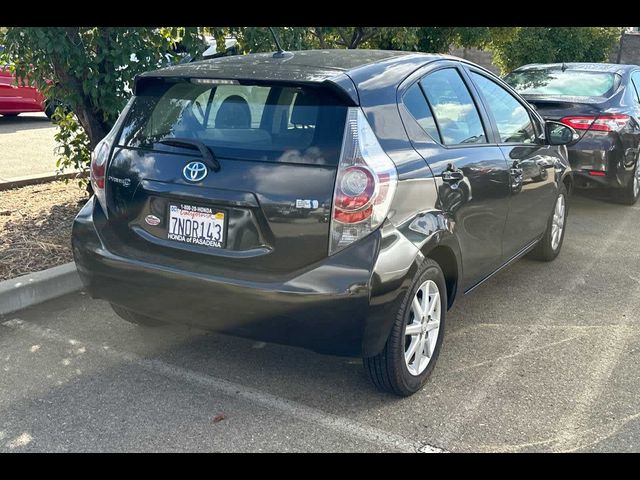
[0,181,88,280]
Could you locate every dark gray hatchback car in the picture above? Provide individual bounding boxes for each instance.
[72,50,576,395]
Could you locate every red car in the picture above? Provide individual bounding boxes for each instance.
[0,67,51,117]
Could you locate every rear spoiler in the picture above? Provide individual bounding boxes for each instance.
[132,72,359,106]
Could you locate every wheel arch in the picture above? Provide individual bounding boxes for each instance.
[363,213,463,357]
[420,242,460,310]
[561,171,573,196]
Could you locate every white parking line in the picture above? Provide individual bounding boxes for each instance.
[2,318,447,453]
[438,204,639,448]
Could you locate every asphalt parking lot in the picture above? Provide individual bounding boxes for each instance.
[1,191,639,452]
[0,113,57,182]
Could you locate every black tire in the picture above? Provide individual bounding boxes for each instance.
[44,104,56,119]
[110,303,166,327]
[619,162,640,205]
[528,183,568,262]
[363,258,447,396]
[2,113,19,117]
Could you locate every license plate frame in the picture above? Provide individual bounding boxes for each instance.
[167,202,227,249]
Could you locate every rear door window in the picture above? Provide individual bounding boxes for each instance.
[118,80,347,164]
[470,72,537,144]
[419,68,487,145]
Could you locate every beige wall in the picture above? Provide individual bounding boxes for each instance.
[610,33,640,65]
[447,46,501,74]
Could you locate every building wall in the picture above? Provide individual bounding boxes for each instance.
[447,46,501,74]
[610,33,640,65]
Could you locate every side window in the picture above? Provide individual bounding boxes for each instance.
[631,72,640,103]
[470,72,536,144]
[402,83,441,142]
[420,68,487,145]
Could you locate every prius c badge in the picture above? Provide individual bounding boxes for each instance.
[183,161,208,182]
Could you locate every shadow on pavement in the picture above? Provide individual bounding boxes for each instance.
[0,114,52,134]
[573,186,627,206]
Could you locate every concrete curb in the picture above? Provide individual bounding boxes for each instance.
[0,262,82,316]
[0,171,87,191]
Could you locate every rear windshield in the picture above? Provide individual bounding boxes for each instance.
[504,70,620,97]
[118,80,348,164]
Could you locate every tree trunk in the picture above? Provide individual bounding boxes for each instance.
[50,61,108,149]
[617,31,626,64]
[348,28,363,49]
[314,27,328,49]
[50,28,109,149]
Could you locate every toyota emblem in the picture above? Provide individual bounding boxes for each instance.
[183,161,208,182]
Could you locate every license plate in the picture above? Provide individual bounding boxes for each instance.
[167,203,225,248]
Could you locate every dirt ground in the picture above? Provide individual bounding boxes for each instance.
[0,181,88,280]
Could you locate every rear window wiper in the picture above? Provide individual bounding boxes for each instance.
[158,138,221,172]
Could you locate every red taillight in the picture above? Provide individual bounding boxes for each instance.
[90,141,111,213]
[91,161,105,189]
[561,115,629,132]
[334,166,376,223]
[588,170,606,177]
[329,108,398,255]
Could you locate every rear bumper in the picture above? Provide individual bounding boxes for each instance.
[568,132,637,189]
[72,198,411,357]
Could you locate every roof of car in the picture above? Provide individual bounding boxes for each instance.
[214,49,422,70]
[513,62,639,75]
[138,49,447,85]
[135,49,466,105]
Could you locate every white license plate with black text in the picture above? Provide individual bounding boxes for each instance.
[168,204,225,248]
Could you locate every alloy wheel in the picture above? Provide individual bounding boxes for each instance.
[551,194,566,251]
[404,280,441,376]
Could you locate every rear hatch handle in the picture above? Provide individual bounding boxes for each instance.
[158,138,221,172]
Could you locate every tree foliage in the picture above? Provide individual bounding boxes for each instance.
[0,27,206,178]
[487,27,623,73]
[213,27,516,53]
[0,26,624,181]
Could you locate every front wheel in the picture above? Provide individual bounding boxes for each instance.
[363,258,446,396]
[528,183,568,261]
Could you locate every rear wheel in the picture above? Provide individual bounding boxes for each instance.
[363,258,446,396]
[619,161,640,205]
[528,183,568,261]
[110,303,165,327]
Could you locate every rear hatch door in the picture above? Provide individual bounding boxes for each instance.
[104,77,349,277]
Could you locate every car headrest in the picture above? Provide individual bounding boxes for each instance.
[290,92,319,126]
[215,95,251,129]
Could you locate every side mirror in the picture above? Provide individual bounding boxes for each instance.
[545,120,579,146]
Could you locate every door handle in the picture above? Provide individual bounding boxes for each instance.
[442,169,464,183]
[510,161,523,177]
[510,161,524,191]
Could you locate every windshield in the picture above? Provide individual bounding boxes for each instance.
[118,80,348,164]
[504,69,620,97]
